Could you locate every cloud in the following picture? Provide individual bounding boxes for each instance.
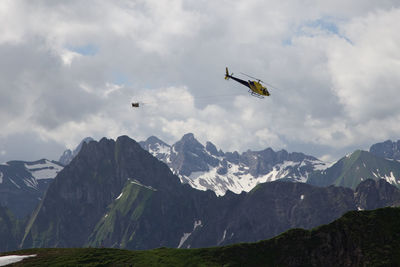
[0,1,400,163]
[328,8,400,121]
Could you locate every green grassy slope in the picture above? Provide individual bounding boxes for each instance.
[4,207,400,266]
[87,180,155,248]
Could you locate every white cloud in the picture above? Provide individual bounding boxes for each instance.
[328,8,400,121]
[1,1,400,163]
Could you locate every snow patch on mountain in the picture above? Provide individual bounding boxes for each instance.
[385,171,400,185]
[116,192,123,200]
[310,159,331,170]
[178,220,202,248]
[23,177,38,189]
[178,233,191,249]
[0,172,3,184]
[218,229,228,245]
[0,255,37,266]
[25,160,63,180]
[148,143,171,161]
[181,159,321,196]
[370,170,400,185]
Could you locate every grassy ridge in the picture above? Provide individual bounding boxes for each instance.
[4,207,400,266]
[1,247,220,267]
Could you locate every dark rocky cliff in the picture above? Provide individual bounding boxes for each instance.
[21,136,181,248]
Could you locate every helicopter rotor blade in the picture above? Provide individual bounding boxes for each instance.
[240,72,262,82]
[263,81,281,90]
[240,72,281,90]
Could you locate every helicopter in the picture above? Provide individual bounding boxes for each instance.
[224,67,270,98]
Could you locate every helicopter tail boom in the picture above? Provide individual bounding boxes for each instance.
[224,67,230,80]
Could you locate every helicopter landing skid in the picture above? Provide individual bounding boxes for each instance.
[249,90,264,99]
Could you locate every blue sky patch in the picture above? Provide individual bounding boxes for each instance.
[284,17,352,45]
[308,18,339,35]
[111,71,131,86]
[69,44,99,56]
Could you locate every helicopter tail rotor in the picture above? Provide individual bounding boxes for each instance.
[225,67,230,80]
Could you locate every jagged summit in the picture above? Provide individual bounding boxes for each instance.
[59,137,95,166]
[144,135,168,146]
[140,133,328,196]
[181,132,195,140]
[138,136,171,163]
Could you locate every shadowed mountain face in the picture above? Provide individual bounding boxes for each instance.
[21,136,182,248]
[0,159,63,219]
[354,179,400,210]
[370,139,400,160]
[179,182,357,248]
[18,136,400,251]
[0,205,21,252]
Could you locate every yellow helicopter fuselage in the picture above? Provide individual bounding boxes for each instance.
[225,67,270,98]
[248,80,269,96]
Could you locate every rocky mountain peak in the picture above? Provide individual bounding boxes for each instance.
[182,132,195,141]
[174,133,203,151]
[170,133,219,177]
[370,139,400,160]
[59,137,95,166]
[145,136,167,146]
[205,141,221,157]
[138,136,171,163]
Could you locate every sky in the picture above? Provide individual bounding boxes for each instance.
[1,0,400,163]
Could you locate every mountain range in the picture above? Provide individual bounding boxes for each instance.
[1,135,400,255]
[57,134,400,196]
[18,136,400,251]
[139,133,328,196]
[3,134,399,222]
